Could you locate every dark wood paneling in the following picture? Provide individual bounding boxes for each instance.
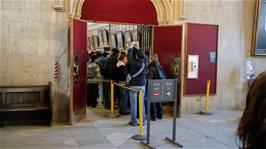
[0,83,52,127]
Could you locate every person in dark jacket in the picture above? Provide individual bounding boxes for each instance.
[103,48,120,109]
[147,53,166,120]
[115,53,129,115]
[127,46,147,126]
[237,72,266,149]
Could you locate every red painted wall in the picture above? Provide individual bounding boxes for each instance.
[153,26,183,76]
[185,23,218,95]
[81,0,158,25]
[73,19,87,111]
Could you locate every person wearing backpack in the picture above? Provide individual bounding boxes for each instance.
[127,46,147,126]
[169,57,180,79]
[147,53,166,121]
[87,54,100,107]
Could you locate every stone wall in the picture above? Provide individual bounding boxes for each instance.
[1,0,266,121]
[0,0,70,122]
[180,0,266,113]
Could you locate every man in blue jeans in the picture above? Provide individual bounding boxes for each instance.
[127,46,147,126]
[115,53,130,115]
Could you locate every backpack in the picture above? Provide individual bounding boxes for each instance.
[87,64,97,79]
[157,66,165,79]
[169,57,180,78]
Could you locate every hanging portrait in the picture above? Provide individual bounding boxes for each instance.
[252,0,266,55]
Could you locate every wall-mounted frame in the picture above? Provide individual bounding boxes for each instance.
[110,33,117,49]
[209,51,216,63]
[102,30,109,46]
[124,31,132,50]
[252,0,266,56]
[93,36,99,48]
[88,36,94,51]
[98,30,104,47]
[187,55,199,79]
[131,30,139,41]
[116,31,124,50]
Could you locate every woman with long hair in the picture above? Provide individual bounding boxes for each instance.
[237,72,266,148]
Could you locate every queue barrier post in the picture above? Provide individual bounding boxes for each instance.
[104,81,146,140]
[199,80,213,115]
[110,80,114,113]
[131,89,146,141]
[141,79,183,149]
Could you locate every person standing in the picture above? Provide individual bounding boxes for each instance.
[127,46,147,126]
[115,53,129,115]
[237,72,266,149]
[95,49,109,106]
[103,48,119,109]
[147,53,166,120]
[87,54,101,107]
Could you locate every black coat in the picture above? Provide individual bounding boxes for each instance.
[104,54,118,79]
[127,48,147,86]
[115,61,128,81]
[147,60,166,79]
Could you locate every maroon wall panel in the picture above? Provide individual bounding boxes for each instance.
[185,23,218,95]
[73,19,87,111]
[153,26,182,76]
[81,0,158,25]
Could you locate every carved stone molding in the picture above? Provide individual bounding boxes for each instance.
[151,0,186,25]
[54,0,65,12]
[69,0,85,18]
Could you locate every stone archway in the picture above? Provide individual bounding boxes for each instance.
[69,0,85,18]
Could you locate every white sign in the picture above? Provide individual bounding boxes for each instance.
[187,55,199,79]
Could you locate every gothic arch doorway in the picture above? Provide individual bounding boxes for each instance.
[69,0,185,124]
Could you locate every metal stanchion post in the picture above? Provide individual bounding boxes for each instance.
[139,90,143,135]
[107,80,120,118]
[132,89,146,140]
[140,91,155,149]
[199,80,213,115]
[111,80,114,113]
[165,79,183,148]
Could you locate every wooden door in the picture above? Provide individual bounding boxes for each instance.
[70,18,87,124]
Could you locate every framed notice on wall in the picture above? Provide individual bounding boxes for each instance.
[187,55,199,79]
[131,30,138,41]
[252,0,266,55]
[98,30,104,46]
[102,30,108,46]
[88,36,94,51]
[93,36,99,48]
[124,31,132,49]
[116,31,124,50]
[110,33,117,49]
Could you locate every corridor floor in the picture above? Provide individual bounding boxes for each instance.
[0,107,241,149]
